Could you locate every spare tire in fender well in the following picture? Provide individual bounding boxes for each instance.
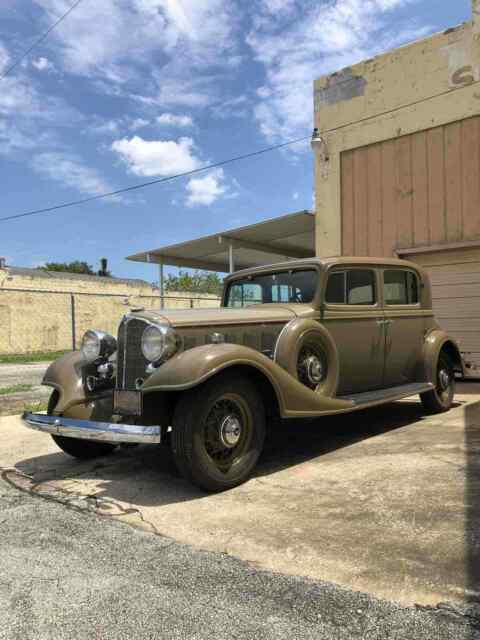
[274,318,339,396]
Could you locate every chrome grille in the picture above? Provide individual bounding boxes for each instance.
[116,317,149,390]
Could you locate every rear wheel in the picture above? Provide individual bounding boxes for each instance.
[172,375,265,492]
[420,353,455,414]
[48,390,118,460]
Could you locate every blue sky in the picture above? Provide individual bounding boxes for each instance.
[0,0,472,282]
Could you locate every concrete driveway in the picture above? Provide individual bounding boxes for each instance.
[1,382,480,608]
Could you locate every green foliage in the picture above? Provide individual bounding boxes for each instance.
[0,384,33,395]
[41,260,96,275]
[0,350,69,364]
[40,260,112,277]
[164,270,223,296]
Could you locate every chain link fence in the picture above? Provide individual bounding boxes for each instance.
[0,288,220,356]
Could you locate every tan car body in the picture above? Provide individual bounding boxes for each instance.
[43,257,464,423]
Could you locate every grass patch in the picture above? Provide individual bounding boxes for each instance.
[0,350,69,364]
[23,400,48,413]
[0,383,34,395]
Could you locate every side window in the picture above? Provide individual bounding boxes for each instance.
[346,270,376,305]
[325,272,345,304]
[384,270,419,305]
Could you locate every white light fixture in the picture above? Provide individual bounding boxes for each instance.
[310,128,329,162]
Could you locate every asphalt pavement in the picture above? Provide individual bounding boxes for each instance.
[1,471,479,640]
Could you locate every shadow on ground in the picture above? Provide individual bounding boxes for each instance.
[14,398,463,509]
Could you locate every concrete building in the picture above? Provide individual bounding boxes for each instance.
[312,0,480,371]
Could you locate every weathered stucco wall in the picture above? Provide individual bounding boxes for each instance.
[0,268,220,355]
[313,2,480,257]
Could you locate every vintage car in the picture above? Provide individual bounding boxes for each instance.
[23,257,463,491]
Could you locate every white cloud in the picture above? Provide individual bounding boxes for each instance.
[156,113,193,127]
[211,95,249,119]
[186,168,227,207]
[32,56,55,72]
[33,0,239,109]
[248,0,432,142]
[292,191,299,200]
[0,42,9,73]
[130,117,150,130]
[111,135,200,177]
[31,152,114,196]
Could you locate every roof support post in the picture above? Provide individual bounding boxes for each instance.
[228,243,235,274]
[158,260,165,309]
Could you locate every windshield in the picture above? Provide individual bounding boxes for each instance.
[225,269,318,308]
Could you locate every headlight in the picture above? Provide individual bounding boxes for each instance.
[81,330,117,363]
[141,324,178,363]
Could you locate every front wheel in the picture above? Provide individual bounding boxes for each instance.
[172,374,266,492]
[47,390,118,460]
[420,353,455,414]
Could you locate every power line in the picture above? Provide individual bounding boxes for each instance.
[1,0,84,79]
[0,135,310,223]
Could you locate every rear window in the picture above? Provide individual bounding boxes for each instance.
[384,270,419,305]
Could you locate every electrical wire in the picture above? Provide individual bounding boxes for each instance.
[0,134,311,223]
[0,0,85,79]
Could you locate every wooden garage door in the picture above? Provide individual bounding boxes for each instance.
[341,116,480,257]
[408,249,480,374]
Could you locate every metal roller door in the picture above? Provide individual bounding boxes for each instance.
[406,248,480,376]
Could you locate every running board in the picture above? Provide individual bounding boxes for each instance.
[338,382,434,408]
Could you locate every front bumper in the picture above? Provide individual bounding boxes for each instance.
[22,412,161,444]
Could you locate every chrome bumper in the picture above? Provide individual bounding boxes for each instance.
[21,412,161,444]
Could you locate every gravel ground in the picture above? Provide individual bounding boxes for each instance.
[1,473,479,640]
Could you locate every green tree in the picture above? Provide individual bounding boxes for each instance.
[40,259,112,277]
[41,261,95,275]
[164,270,223,296]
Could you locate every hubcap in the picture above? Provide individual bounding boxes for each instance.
[297,345,327,390]
[305,355,324,385]
[438,369,450,391]
[219,415,242,448]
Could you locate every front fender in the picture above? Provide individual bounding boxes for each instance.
[423,329,465,382]
[43,351,113,419]
[142,344,353,418]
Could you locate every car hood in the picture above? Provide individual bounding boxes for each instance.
[132,304,308,328]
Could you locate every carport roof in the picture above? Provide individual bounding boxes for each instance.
[126,210,315,272]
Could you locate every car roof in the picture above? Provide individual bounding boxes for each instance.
[225,256,424,281]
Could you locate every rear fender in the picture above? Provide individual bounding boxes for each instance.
[142,343,353,418]
[43,351,113,419]
[423,330,465,382]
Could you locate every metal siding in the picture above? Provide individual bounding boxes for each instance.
[340,115,480,257]
[409,251,480,374]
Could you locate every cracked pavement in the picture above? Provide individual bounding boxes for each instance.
[1,477,480,639]
[2,382,480,637]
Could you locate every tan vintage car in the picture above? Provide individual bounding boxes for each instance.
[23,257,463,491]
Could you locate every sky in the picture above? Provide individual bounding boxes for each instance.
[0,0,472,282]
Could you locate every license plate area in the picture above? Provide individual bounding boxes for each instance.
[114,390,142,416]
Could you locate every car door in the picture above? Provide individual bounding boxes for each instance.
[322,267,385,394]
[382,268,425,386]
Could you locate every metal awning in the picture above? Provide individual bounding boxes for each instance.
[126,210,315,273]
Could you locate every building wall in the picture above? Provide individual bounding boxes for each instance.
[313,1,480,257]
[0,268,220,355]
[340,116,480,256]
